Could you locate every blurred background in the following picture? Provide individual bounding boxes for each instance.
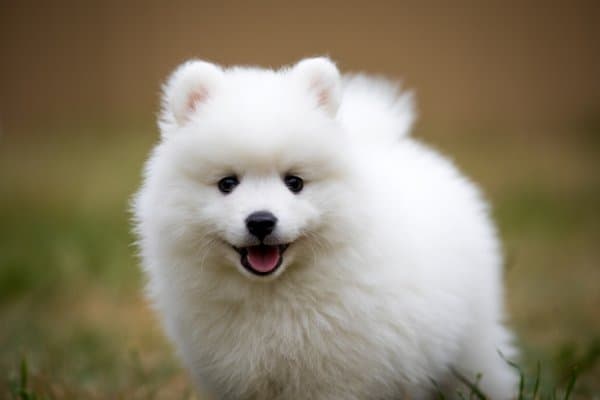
[1,1,598,398]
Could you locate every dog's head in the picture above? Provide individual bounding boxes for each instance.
[136,58,357,281]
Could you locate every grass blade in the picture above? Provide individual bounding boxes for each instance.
[563,368,578,400]
[532,361,541,399]
[19,358,28,392]
[498,350,524,400]
[450,367,487,400]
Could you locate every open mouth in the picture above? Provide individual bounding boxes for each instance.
[233,244,289,276]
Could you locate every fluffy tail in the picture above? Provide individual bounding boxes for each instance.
[337,74,416,144]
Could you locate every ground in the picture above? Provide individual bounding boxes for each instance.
[0,122,598,399]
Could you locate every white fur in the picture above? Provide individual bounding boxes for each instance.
[133,57,517,399]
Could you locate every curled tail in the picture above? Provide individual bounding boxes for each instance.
[337,74,416,144]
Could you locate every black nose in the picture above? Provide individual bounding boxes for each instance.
[245,211,278,241]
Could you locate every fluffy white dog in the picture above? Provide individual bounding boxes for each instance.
[133,57,517,399]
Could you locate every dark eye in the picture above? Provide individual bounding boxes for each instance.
[284,175,304,193]
[217,175,239,194]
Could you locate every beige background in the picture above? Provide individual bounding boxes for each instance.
[1,0,599,133]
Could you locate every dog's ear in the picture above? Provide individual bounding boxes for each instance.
[291,57,341,117]
[162,60,224,126]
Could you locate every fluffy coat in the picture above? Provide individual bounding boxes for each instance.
[133,57,517,399]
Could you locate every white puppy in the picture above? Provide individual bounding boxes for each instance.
[133,57,517,399]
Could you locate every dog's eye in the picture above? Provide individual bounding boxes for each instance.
[217,176,239,194]
[284,175,303,194]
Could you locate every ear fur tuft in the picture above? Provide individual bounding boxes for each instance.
[162,60,224,126]
[292,57,341,116]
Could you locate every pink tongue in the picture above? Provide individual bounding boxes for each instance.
[247,246,280,273]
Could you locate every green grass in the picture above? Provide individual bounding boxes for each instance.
[0,123,598,398]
